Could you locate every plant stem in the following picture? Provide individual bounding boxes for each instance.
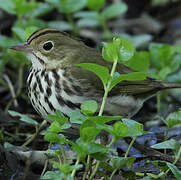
[109,169,117,180]
[71,157,80,178]
[88,161,100,180]
[22,120,47,147]
[99,59,118,116]
[60,144,67,164]
[41,159,49,177]
[157,94,161,114]
[89,59,118,180]
[125,136,136,158]
[5,65,24,114]
[83,155,91,180]
[66,13,77,36]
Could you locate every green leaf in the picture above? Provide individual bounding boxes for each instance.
[170,54,181,73]
[77,18,99,27]
[167,162,181,180]
[100,2,127,20]
[68,111,87,124]
[50,121,62,133]
[166,112,181,129]
[87,115,122,124]
[30,3,53,18]
[158,66,171,80]
[41,170,64,180]
[87,0,105,11]
[122,119,146,137]
[151,139,180,151]
[74,11,98,18]
[0,0,16,14]
[8,110,38,125]
[80,120,101,143]
[102,42,118,62]
[12,27,26,41]
[0,35,19,48]
[77,63,110,90]
[44,132,70,144]
[91,151,109,161]
[149,43,172,71]
[25,26,39,39]
[113,121,128,138]
[85,142,108,154]
[14,0,39,17]
[125,51,150,71]
[113,38,135,62]
[58,0,87,13]
[102,38,135,63]
[81,100,98,116]
[48,21,73,31]
[109,72,147,91]
[48,110,68,125]
[111,157,127,169]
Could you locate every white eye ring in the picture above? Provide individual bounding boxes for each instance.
[42,41,54,51]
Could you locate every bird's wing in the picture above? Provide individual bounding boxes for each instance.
[67,45,163,97]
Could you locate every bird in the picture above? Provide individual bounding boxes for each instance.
[10,28,181,123]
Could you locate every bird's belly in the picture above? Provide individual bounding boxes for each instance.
[27,69,144,119]
[105,95,144,117]
[27,69,90,118]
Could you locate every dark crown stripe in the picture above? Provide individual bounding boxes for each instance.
[27,28,68,44]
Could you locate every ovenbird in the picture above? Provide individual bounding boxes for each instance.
[10,28,181,120]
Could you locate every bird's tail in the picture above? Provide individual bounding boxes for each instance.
[162,82,181,90]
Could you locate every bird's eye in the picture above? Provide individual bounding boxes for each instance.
[43,41,54,51]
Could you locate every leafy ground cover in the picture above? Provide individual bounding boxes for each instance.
[0,0,181,179]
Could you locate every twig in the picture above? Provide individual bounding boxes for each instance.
[3,74,18,107]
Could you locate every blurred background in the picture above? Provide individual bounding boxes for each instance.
[0,0,181,142]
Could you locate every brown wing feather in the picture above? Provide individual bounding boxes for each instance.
[67,43,164,97]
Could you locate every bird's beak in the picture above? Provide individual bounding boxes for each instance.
[10,42,33,53]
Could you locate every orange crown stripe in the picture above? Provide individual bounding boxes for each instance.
[27,28,66,44]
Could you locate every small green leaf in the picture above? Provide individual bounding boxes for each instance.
[102,37,135,63]
[58,0,87,13]
[109,72,147,91]
[125,51,150,72]
[158,66,171,80]
[151,139,180,151]
[48,110,68,125]
[68,111,87,124]
[48,21,73,31]
[87,0,105,11]
[80,120,101,143]
[0,35,19,48]
[111,157,127,169]
[77,18,99,27]
[113,38,135,62]
[113,121,128,138]
[8,110,38,125]
[102,43,118,62]
[122,119,146,137]
[77,63,110,90]
[100,2,127,20]
[87,115,122,124]
[44,132,69,144]
[167,162,181,180]
[0,0,16,14]
[166,112,181,129]
[41,170,64,180]
[12,27,26,41]
[25,26,39,39]
[81,100,98,116]
[73,11,98,19]
[50,121,62,133]
[86,142,108,154]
